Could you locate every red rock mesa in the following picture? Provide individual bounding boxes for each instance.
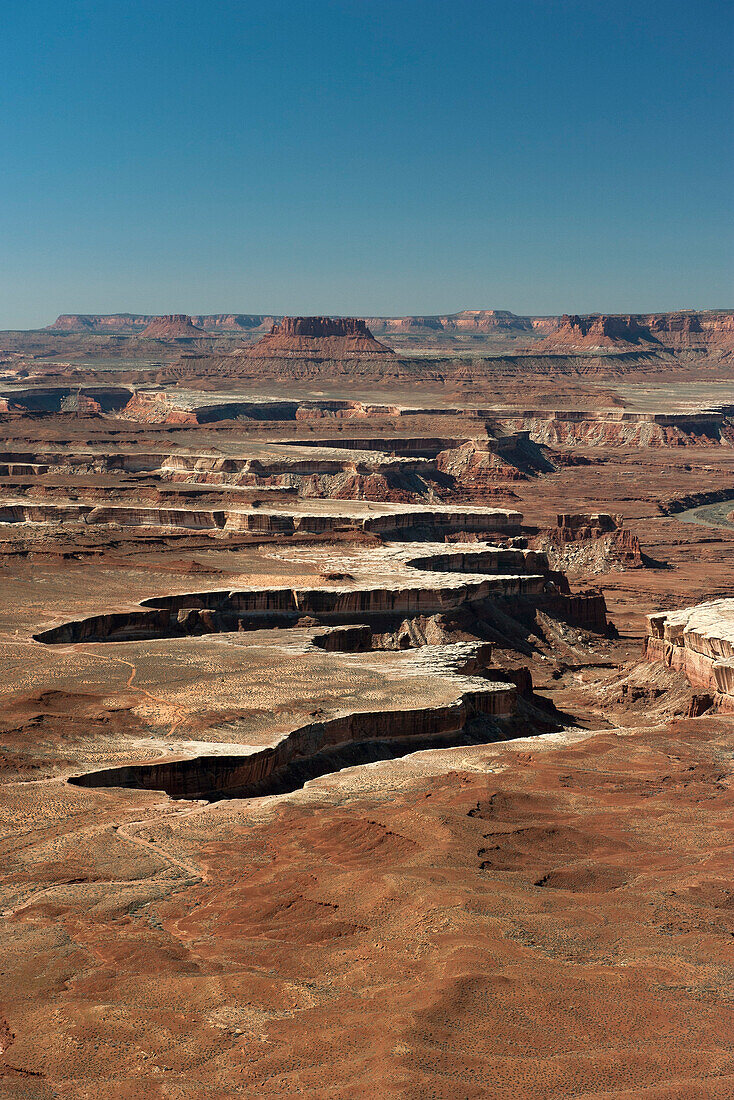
[140,314,206,339]
[245,316,396,359]
[535,314,658,351]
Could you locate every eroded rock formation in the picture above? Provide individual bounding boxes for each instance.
[140,315,206,339]
[645,599,734,711]
[535,514,646,574]
[69,643,517,800]
[535,314,659,351]
[246,316,396,360]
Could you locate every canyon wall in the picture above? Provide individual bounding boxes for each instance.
[644,600,734,711]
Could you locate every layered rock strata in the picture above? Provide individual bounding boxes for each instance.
[493,409,734,447]
[34,545,548,644]
[534,315,658,352]
[139,315,206,339]
[0,500,522,538]
[535,514,645,574]
[34,540,606,645]
[69,643,516,800]
[644,599,734,711]
[246,317,395,360]
[45,307,734,350]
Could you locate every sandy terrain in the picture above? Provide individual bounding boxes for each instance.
[1,322,734,1097]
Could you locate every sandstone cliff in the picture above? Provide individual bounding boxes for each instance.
[534,314,659,352]
[645,599,734,711]
[533,310,734,357]
[640,310,734,355]
[44,308,734,344]
[535,514,646,574]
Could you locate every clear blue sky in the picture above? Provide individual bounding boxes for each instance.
[2,0,732,328]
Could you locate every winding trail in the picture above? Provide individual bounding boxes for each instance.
[73,648,195,737]
[2,801,209,919]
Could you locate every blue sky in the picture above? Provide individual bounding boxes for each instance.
[2,0,732,327]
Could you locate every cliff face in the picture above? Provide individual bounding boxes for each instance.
[641,311,734,353]
[435,435,555,498]
[245,316,396,360]
[535,311,734,356]
[192,314,275,332]
[535,513,645,574]
[369,310,534,336]
[47,313,150,333]
[645,600,734,711]
[535,314,658,351]
[46,313,275,334]
[493,411,734,447]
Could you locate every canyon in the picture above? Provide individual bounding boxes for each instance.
[1,313,734,1098]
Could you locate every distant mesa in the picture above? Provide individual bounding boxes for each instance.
[246,316,396,360]
[140,315,206,340]
[46,313,274,334]
[535,314,659,352]
[42,308,734,356]
[369,310,535,336]
[534,310,734,355]
[643,310,734,354]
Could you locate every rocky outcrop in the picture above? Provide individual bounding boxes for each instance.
[644,600,734,711]
[192,314,275,332]
[119,392,200,424]
[45,309,734,356]
[120,390,304,424]
[538,589,609,632]
[46,313,150,333]
[1,497,523,540]
[34,537,610,647]
[436,433,555,498]
[533,311,734,358]
[140,315,206,339]
[245,317,396,360]
[536,514,645,574]
[58,392,102,416]
[556,513,622,539]
[436,438,526,489]
[641,311,734,355]
[492,410,734,447]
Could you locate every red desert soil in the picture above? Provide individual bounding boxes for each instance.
[2,317,734,1097]
[2,717,733,1097]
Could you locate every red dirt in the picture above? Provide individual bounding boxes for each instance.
[2,324,734,1096]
